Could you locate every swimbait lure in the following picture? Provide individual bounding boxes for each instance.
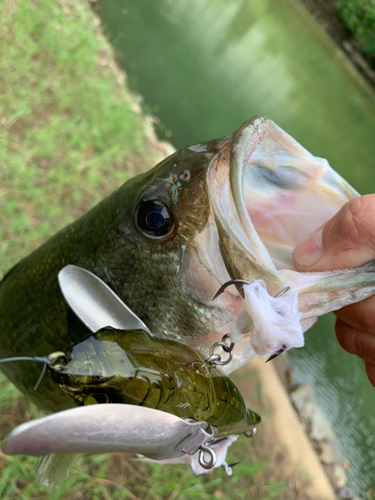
[0,328,260,438]
[0,327,260,437]
[48,327,260,438]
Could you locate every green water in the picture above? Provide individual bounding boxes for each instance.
[98,0,375,495]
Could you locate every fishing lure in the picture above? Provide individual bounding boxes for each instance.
[2,266,260,485]
[1,328,260,439]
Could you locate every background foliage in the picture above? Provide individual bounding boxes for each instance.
[336,0,375,57]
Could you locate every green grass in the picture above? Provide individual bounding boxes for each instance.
[0,0,301,498]
[0,440,278,500]
[0,368,290,500]
[0,0,155,277]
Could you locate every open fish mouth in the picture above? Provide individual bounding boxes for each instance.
[207,116,358,294]
[202,116,375,360]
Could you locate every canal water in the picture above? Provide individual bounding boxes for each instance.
[97,0,375,495]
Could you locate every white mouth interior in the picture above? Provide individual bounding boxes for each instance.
[203,119,365,363]
[241,134,358,270]
[219,129,358,272]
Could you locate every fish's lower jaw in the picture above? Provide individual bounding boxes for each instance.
[280,264,375,320]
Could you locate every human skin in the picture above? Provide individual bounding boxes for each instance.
[293,195,375,387]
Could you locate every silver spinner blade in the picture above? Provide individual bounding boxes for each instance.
[3,405,213,460]
[58,265,152,336]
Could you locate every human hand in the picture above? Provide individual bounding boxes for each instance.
[293,195,375,387]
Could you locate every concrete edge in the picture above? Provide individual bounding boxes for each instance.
[251,357,336,500]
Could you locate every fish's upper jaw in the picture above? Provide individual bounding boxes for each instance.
[207,118,285,296]
[207,116,359,296]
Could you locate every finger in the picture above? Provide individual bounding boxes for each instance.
[336,319,375,387]
[335,318,375,364]
[335,296,375,334]
[365,362,375,388]
[293,195,375,272]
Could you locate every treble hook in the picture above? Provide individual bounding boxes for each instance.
[213,280,292,363]
[213,279,251,300]
[266,344,287,363]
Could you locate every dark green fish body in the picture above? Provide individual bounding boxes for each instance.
[49,328,260,438]
[0,143,223,411]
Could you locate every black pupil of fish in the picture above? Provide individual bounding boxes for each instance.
[137,201,173,238]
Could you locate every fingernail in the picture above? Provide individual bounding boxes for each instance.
[293,228,323,269]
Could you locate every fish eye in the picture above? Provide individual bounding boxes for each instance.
[136,200,174,239]
[84,393,109,405]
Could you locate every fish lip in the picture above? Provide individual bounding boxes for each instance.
[207,116,287,295]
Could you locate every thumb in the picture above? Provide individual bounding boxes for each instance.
[293,195,375,272]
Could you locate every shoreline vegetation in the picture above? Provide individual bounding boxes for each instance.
[300,0,375,89]
[0,0,315,498]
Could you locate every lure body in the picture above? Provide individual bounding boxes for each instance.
[49,328,260,438]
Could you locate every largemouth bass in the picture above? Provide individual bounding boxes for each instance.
[1,116,375,412]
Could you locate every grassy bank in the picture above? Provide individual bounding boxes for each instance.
[0,0,162,277]
[0,0,308,498]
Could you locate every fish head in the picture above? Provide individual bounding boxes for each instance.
[96,116,371,366]
[3,117,369,415]
[95,136,231,343]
